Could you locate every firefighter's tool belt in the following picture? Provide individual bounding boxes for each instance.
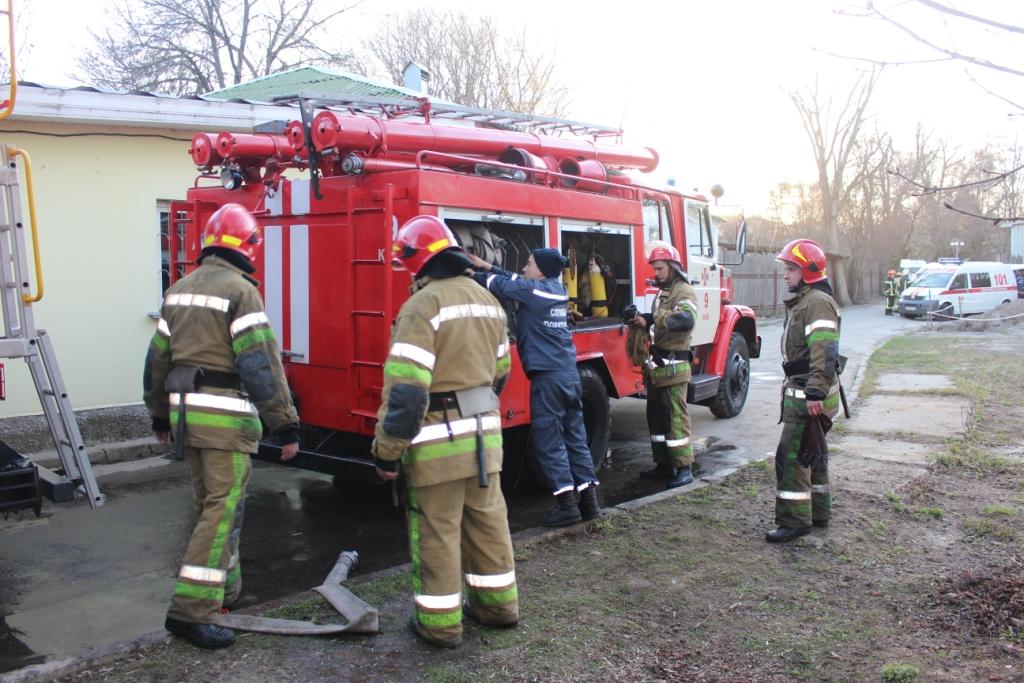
[783,354,848,378]
[165,366,202,461]
[430,386,499,488]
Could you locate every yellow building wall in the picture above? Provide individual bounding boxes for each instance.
[0,122,197,416]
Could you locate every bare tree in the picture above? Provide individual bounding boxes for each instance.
[841,1,1024,111]
[365,9,570,117]
[790,69,881,306]
[77,0,361,96]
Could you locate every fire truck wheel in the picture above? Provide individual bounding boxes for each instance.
[710,333,750,419]
[578,365,611,471]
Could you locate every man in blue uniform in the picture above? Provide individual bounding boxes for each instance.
[468,248,600,527]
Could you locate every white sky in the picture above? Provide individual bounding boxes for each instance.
[12,0,1024,213]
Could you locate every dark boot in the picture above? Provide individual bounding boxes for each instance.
[165,617,236,649]
[812,519,830,528]
[578,486,601,521]
[540,491,581,527]
[463,602,518,629]
[639,462,673,479]
[407,617,462,648]
[665,465,694,489]
[765,527,811,543]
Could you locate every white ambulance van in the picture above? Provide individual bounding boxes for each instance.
[898,262,1018,318]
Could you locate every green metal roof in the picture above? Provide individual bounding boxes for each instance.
[204,66,423,103]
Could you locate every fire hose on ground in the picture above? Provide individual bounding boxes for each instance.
[219,550,379,635]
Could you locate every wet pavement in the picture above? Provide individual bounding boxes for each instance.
[0,303,918,674]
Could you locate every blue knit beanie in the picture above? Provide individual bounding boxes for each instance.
[531,248,567,278]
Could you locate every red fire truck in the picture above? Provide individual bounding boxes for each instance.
[170,96,760,481]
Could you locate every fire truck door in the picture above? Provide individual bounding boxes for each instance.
[262,223,311,364]
[683,200,719,347]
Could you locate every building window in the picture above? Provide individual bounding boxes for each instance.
[156,201,188,314]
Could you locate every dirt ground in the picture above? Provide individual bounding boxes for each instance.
[50,324,1024,683]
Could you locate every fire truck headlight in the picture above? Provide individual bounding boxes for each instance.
[220,166,244,190]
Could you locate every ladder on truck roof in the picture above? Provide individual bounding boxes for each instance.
[0,144,103,508]
[271,92,624,138]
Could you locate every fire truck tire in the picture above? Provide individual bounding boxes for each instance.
[709,332,750,419]
[578,365,611,471]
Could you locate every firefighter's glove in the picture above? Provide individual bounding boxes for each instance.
[374,457,398,473]
[274,424,300,446]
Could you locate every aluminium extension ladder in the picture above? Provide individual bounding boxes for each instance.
[0,143,103,507]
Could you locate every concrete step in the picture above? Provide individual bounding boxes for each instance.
[27,437,171,471]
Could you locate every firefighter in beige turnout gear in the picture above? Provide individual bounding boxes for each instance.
[374,215,518,648]
[629,242,700,489]
[767,238,841,544]
[144,204,299,649]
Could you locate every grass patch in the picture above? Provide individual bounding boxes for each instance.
[962,517,1016,542]
[263,596,336,622]
[746,459,772,472]
[981,504,1015,517]
[886,491,908,513]
[423,665,475,683]
[913,506,944,520]
[881,662,920,683]
[351,571,408,605]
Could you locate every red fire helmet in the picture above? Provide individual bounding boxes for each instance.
[201,203,262,260]
[392,215,464,277]
[776,238,827,284]
[647,240,683,269]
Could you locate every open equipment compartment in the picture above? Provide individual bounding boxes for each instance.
[559,220,634,328]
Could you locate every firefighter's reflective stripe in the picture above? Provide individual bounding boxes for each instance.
[812,484,830,493]
[777,490,812,501]
[230,312,269,336]
[465,569,518,607]
[553,484,575,495]
[179,564,227,584]
[785,387,806,399]
[666,437,690,448]
[414,592,463,610]
[157,319,171,337]
[411,416,502,444]
[496,342,509,359]
[465,570,516,589]
[677,299,699,315]
[165,293,231,312]
[651,434,666,442]
[578,481,595,491]
[170,393,256,415]
[389,342,437,370]
[804,319,838,335]
[531,290,569,301]
[429,304,505,331]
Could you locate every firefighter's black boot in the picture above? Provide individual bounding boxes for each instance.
[765,526,811,543]
[165,618,236,649]
[665,465,694,489]
[540,491,581,527]
[578,486,601,521]
[639,462,673,479]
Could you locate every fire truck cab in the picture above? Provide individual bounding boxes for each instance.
[170,96,761,481]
